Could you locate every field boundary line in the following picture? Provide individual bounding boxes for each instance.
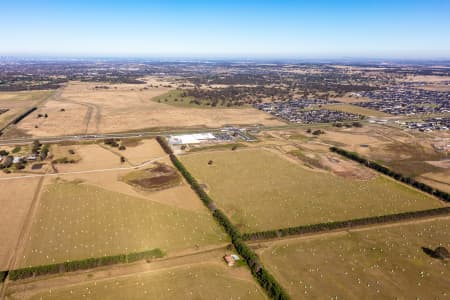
[4,244,228,290]
[243,208,450,243]
[5,247,239,299]
[0,176,45,299]
[156,136,290,299]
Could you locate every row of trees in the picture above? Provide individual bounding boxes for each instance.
[242,207,450,241]
[8,248,164,281]
[330,147,450,203]
[156,136,290,300]
[12,107,37,125]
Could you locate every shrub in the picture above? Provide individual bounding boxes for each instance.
[0,270,7,282]
[12,146,21,153]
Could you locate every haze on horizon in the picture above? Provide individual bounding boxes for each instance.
[1,0,450,59]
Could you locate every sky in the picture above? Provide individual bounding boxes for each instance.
[1,0,450,59]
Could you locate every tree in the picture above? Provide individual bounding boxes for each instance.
[12,146,21,154]
[312,129,324,136]
[32,140,41,154]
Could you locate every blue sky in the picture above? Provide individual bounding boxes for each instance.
[1,0,450,58]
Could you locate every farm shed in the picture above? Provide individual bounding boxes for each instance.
[223,254,240,266]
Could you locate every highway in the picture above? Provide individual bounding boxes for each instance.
[0,127,227,146]
[0,122,338,146]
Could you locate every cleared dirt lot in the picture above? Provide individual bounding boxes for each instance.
[0,178,41,270]
[180,148,443,233]
[258,217,450,299]
[17,81,283,137]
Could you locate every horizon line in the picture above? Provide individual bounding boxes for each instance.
[1,54,450,63]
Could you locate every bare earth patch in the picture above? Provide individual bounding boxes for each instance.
[320,154,377,180]
[123,162,181,191]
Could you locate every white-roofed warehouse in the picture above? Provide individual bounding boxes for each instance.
[168,133,216,145]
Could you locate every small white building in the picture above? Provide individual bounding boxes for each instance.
[12,156,23,164]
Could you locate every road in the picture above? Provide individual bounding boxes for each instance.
[0,155,168,181]
[0,129,207,146]
[0,121,335,146]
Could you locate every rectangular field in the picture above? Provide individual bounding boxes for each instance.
[16,81,282,137]
[0,178,41,270]
[19,262,266,300]
[322,103,391,118]
[180,148,443,233]
[258,217,450,299]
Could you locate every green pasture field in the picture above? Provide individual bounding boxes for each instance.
[20,180,228,267]
[259,217,450,299]
[180,148,443,233]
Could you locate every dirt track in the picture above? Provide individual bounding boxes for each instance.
[4,244,231,299]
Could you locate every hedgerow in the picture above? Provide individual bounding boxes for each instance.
[8,248,164,281]
[242,207,450,241]
[156,136,290,300]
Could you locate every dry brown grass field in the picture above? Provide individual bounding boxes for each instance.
[418,169,450,193]
[322,103,391,118]
[0,178,41,270]
[418,84,450,92]
[15,139,228,267]
[311,124,449,178]
[16,80,282,137]
[258,217,450,299]
[19,177,228,267]
[0,90,53,130]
